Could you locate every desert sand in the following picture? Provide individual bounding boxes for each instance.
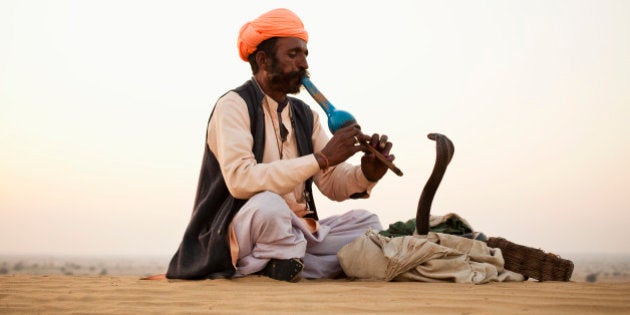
[2,254,629,314]
[1,275,629,314]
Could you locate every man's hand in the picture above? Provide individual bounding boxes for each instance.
[360,133,394,182]
[318,125,395,182]
[320,124,365,166]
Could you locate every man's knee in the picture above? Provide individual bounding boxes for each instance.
[346,209,383,230]
[248,191,292,224]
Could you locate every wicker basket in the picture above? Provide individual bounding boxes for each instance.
[487,237,574,281]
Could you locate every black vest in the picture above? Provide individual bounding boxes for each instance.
[166,80,317,279]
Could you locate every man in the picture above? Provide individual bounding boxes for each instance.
[166,8,395,282]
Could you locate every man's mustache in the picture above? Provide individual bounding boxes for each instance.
[270,69,309,81]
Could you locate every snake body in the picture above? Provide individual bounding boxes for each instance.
[416,133,455,236]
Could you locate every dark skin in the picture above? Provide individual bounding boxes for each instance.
[253,37,395,182]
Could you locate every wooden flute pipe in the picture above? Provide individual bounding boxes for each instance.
[301,77,403,176]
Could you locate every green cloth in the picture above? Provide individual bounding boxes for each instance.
[379,217,473,238]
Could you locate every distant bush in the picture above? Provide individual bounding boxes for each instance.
[586,273,598,283]
[65,262,82,270]
[99,268,108,276]
[13,261,25,271]
[0,267,8,274]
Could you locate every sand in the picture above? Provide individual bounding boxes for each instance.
[1,275,629,314]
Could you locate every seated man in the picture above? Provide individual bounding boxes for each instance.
[166,8,395,282]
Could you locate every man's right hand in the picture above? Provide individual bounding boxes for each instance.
[319,124,366,166]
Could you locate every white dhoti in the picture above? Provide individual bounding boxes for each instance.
[232,191,382,279]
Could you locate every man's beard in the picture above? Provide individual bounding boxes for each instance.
[267,60,309,94]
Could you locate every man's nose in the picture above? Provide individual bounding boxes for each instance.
[297,55,308,70]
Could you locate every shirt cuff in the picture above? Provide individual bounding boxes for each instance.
[349,167,377,199]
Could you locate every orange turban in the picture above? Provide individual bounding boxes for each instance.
[237,8,309,61]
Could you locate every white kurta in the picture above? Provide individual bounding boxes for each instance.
[207,85,376,217]
[206,79,382,278]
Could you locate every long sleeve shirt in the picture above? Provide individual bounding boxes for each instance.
[206,81,376,223]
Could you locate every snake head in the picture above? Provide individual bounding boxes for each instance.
[427,133,455,164]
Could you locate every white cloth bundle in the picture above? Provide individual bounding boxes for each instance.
[337,230,524,284]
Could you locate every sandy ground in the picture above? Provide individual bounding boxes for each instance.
[1,275,629,314]
[2,254,629,314]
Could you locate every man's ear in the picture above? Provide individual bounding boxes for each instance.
[255,51,269,71]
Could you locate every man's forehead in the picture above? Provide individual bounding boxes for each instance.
[276,37,308,50]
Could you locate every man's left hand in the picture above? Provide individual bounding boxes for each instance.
[359,133,395,182]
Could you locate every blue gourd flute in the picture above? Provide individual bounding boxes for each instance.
[301,77,403,176]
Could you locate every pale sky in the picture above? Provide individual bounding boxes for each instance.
[1,0,629,257]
